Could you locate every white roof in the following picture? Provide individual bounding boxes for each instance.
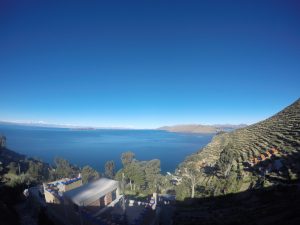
[64,178,119,206]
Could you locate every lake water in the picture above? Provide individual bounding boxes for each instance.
[0,124,213,173]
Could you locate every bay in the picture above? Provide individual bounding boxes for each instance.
[0,124,213,173]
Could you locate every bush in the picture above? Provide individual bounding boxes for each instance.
[175,183,190,201]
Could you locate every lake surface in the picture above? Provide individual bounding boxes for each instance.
[0,124,213,173]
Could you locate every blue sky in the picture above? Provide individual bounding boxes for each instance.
[0,0,299,128]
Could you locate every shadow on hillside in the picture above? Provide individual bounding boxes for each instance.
[174,184,300,225]
[0,184,23,225]
[244,150,300,185]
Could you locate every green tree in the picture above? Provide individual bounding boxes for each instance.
[121,151,135,167]
[125,162,145,191]
[27,160,49,181]
[175,182,191,201]
[53,157,79,179]
[104,160,115,178]
[115,169,124,182]
[0,135,6,149]
[144,159,161,192]
[123,163,135,190]
[7,162,18,175]
[116,161,145,191]
[81,165,100,184]
[215,143,237,177]
[6,173,33,187]
[179,162,201,198]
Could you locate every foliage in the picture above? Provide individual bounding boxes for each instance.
[215,143,237,177]
[104,160,115,178]
[27,160,49,181]
[7,162,19,175]
[118,152,164,194]
[178,162,202,198]
[115,169,124,181]
[124,162,145,191]
[52,157,79,179]
[5,173,33,187]
[121,151,135,167]
[81,165,100,184]
[144,159,161,192]
[0,135,6,149]
[175,182,191,201]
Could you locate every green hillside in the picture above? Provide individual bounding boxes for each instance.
[177,98,300,198]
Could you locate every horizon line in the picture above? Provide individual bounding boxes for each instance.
[0,119,250,130]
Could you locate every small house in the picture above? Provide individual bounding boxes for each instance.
[63,178,121,225]
[44,176,82,204]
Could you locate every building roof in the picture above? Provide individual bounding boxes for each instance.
[46,177,82,189]
[64,178,119,206]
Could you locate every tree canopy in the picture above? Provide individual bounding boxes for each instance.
[104,160,115,179]
[121,151,135,167]
[81,165,100,184]
[117,152,164,193]
[53,157,79,179]
[0,135,6,149]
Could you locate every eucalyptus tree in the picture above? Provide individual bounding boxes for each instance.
[104,160,115,178]
[81,165,100,184]
[121,151,135,167]
[179,162,201,198]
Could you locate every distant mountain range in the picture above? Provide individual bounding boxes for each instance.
[0,120,75,128]
[0,120,247,132]
[158,124,247,134]
[0,120,131,130]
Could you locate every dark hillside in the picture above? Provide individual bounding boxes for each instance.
[174,184,300,225]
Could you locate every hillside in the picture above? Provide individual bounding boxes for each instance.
[158,124,246,134]
[178,98,300,197]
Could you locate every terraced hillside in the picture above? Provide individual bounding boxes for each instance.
[178,98,300,197]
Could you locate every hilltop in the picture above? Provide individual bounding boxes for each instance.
[158,124,247,134]
[177,98,300,197]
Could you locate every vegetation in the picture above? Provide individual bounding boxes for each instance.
[0,135,6,149]
[104,160,115,178]
[121,151,135,166]
[81,165,100,184]
[115,152,171,195]
[176,98,300,199]
[177,162,201,198]
[52,157,80,179]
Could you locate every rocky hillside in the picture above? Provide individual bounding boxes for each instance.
[179,98,300,196]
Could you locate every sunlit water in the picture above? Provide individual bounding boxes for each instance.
[0,124,213,173]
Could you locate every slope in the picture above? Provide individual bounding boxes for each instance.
[178,98,300,196]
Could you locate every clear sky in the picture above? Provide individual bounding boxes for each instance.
[0,0,299,129]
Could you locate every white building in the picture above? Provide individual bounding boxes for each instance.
[44,177,122,225]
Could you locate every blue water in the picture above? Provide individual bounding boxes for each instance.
[0,124,213,173]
